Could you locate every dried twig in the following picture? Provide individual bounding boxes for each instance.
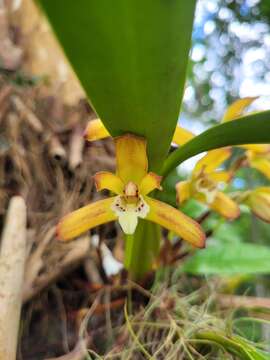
[23,234,91,303]
[47,134,67,162]
[11,94,43,133]
[0,93,10,124]
[78,298,125,317]
[0,84,12,106]
[0,196,27,360]
[68,125,84,170]
[218,294,270,309]
[45,338,91,360]
[0,8,22,70]
[84,257,103,285]
[22,227,56,301]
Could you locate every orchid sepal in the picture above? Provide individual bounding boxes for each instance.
[84,118,110,141]
[244,187,270,223]
[145,196,205,248]
[84,118,196,148]
[56,197,117,241]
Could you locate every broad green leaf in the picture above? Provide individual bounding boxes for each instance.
[182,243,270,275]
[155,168,179,207]
[211,212,253,244]
[36,0,196,171]
[162,111,270,178]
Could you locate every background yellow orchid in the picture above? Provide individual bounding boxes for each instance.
[246,149,270,180]
[242,187,270,223]
[176,148,240,220]
[222,97,270,179]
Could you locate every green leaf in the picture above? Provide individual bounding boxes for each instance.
[36,0,196,171]
[211,213,253,244]
[155,168,179,207]
[196,331,270,360]
[182,242,270,275]
[162,111,270,177]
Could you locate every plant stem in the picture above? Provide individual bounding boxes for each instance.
[196,330,267,360]
[124,220,161,279]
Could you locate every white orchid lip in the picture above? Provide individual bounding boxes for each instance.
[111,194,150,234]
[195,175,218,204]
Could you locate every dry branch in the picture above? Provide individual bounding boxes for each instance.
[218,294,270,309]
[23,234,91,303]
[0,196,27,360]
[68,125,85,170]
[11,94,43,133]
[47,135,67,162]
[45,338,91,360]
[0,7,22,70]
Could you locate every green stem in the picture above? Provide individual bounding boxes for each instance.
[196,331,268,360]
[124,220,161,279]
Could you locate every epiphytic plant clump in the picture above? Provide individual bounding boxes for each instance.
[17,0,270,357]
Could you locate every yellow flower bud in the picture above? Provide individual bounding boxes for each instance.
[246,187,270,223]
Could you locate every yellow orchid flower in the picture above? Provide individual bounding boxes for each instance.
[243,187,270,223]
[245,150,270,180]
[222,97,270,178]
[84,118,194,146]
[57,134,205,248]
[176,148,240,220]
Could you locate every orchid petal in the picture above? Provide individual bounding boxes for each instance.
[194,148,231,175]
[176,180,191,204]
[94,171,124,194]
[209,191,240,220]
[56,198,117,241]
[84,119,110,141]
[250,157,270,180]
[172,126,194,146]
[139,172,162,195]
[253,187,270,194]
[115,134,148,184]
[222,97,257,122]
[145,196,205,248]
[208,171,232,183]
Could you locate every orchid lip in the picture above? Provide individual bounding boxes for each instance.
[194,176,218,204]
[111,194,150,234]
